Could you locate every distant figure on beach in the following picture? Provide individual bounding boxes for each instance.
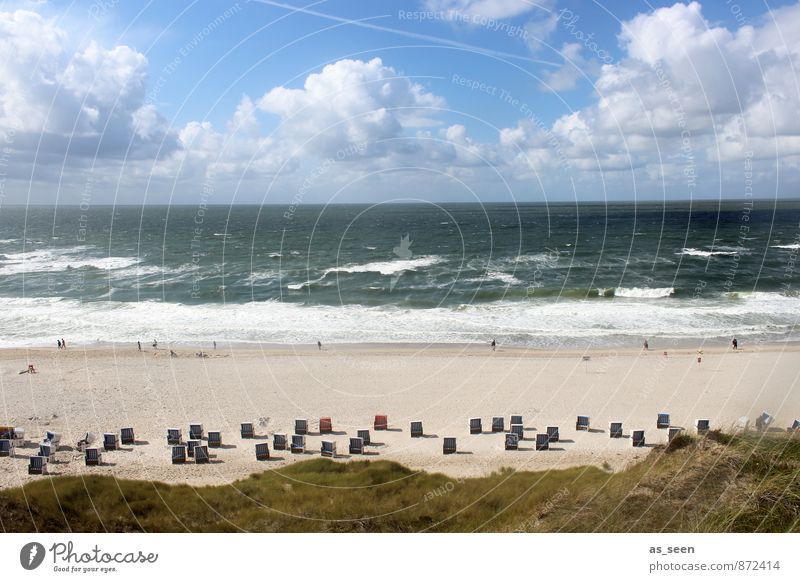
[152,339,158,349]
[491,339,496,351]
[137,341,141,351]
[317,340,322,351]
[27,364,36,374]
[643,339,649,350]
[61,338,66,350]
[213,341,217,350]
[57,339,61,350]
[170,350,177,358]
[732,337,738,350]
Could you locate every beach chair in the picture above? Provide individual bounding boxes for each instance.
[85,447,102,466]
[273,433,287,451]
[632,430,646,447]
[187,439,201,458]
[657,413,670,429]
[756,411,774,432]
[39,442,55,461]
[504,433,519,450]
[103,433,118,451]
[194,445,210,464]
[735,416,750,431]
[321,440,336,458]
[357,429,371,445]
[410,421,423,438]
[546,426,559,443]
[0,439,15,457]
[189,423,204,440]
[241,423,254,438]
[319,417,333,434]
[492,417,504,432]
[167,428,182,445]
[255,442,270,460]
[374,415,388,431]
[510,424,524,440]
[28,456,47,475]
[120,427,135,445]
[510,415,523,427]
[696,419,710,435]
[668,427,682,442]
[208,431,222,448]
[469,418,482,434]
[0,426,12,439]
[291,435,305,454]
[609,422,623,438]
[171,445,187,464]
[789,420,800,432]
[12,427,25,446]
[576,415,590,431]
[46,431,61,446]
[349,437,364,455]
[294,419,308,435]
[443,437,457,454]
[535,433,549,451]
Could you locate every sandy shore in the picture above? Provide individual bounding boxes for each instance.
[0,342,798,489]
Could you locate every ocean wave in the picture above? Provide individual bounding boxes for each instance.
[680,247,739,258]
[771,244,800,250]
[0,248,141,275]
[286,255,445,290]
[615,287,675,298]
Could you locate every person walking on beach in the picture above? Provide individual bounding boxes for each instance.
[491,339,496,351]
[152,339,158,349]
[213,341,217,350]
[57,339,61,350]
[137,341,141,351]
[643,339,649,350]
[317,340,322,351]
[61,338,66,350]
[732,337,738,350]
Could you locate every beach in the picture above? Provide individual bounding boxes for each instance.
[1,342,797,490]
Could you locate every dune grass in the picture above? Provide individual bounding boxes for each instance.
[0,431,797,532]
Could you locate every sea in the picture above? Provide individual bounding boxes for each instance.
[1,200,799,348]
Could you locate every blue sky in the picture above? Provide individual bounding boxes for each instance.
[1,0,799,204]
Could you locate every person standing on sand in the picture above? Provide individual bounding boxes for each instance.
[317,341,322,350]
[57,339,61,350]
[491,339,496,351]
[137,341,141,351]
[732,337,738,350]
[643,339,649,350]
[61,338,66,350]
[153,339,158,349]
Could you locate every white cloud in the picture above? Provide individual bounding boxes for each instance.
[423,0,543,21]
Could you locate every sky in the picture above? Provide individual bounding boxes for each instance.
[0,0,799,205]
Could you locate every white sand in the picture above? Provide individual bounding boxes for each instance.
[0,343,798,489]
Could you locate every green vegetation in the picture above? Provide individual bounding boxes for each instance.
[1,431,797,532]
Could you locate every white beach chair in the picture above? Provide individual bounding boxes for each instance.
[255,442,270,460]
[273,433,287,451]
[609,422,623,438]
[295,419,308,435]
[349,437,364,455]
[504,433,519,450]
[120,427,135,445]
[668,427,682,442]
[291,434,305,454]
[535,433,549,451]
[85,447,102,466]
[576,415,590,431]
[657,412,670,429]
[469,418,482,434]
[167,428,182,445]
[510,423,524,440]
[546,426,559,443]
[241,423,255,438]
[0,439,15,457]
[357,429,371,445]
[696,419,710,434]
[38,442,55,461]
[443,437,457,454]
[632,429,646,447]
[187,439,201,458]
[46,431,62,447]
[189,423,204,440]
[103,433,118,451]
[789,420,800,432]
[321,440,336,458]
[28,456,47,475]
[410,421,423,438]
[194,445,210,464]
[172,445,187,464]
[492,417,504,433]
[208,431,222,448]
[12,427,25,446]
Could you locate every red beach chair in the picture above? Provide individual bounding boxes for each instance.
[374,415,388,431]
[319,417,333,434]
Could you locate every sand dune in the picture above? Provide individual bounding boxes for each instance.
[0,343,797,489]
